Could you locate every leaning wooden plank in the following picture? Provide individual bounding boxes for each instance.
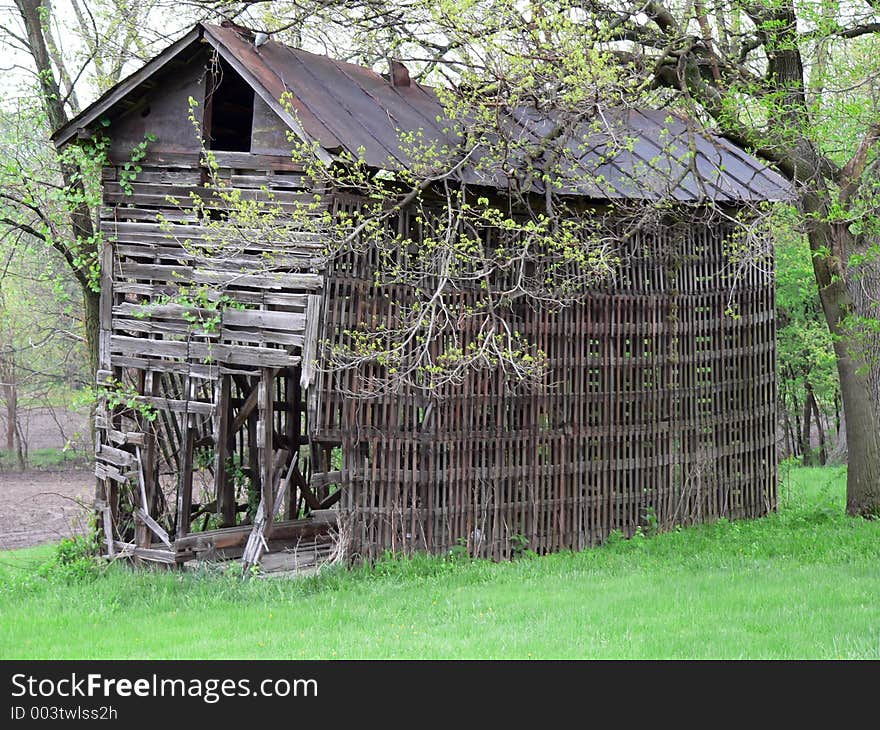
[241,451,294,575]
[229,375,268,435]
[95,462,129,483]
[136,508,173,549]
[102,502,115,557]
[300,294,322,390]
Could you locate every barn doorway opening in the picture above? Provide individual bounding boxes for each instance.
[205,56,254,152]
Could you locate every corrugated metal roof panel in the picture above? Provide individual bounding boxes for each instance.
[57,22,793,204]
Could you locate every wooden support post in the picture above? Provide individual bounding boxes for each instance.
[285,368,302,519]
[214,376,235,527]
[134,371,158,552]
[260,367,275,525]
[247,390,261,511]
[175,377,195,540]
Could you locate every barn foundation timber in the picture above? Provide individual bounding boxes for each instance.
[51,21,788,568]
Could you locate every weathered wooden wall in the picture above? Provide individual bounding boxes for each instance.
[94,150,776,566]
[94,151,332,565]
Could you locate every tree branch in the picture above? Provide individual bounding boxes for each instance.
[839,122,880,203]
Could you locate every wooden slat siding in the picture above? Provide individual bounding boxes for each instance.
[322,211,774,560]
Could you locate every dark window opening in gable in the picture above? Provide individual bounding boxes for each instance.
[206,58,254,152]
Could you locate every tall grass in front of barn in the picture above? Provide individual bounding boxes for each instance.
[0,466,878,659]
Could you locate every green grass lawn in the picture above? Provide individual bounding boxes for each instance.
[1,465,878,659]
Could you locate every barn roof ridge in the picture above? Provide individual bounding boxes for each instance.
[52,21,793,203]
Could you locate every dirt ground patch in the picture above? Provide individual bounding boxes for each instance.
[1,406,93,550]
[0,468,94,550]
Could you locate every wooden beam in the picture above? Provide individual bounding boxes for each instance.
[175,377,196,540]
[111,541,175,564]
[231,378,260,435]
[175,509,336,551]
[214,376,236,527]
[260,368,275,524]
[241,450,292,573]
[285,368,302,519]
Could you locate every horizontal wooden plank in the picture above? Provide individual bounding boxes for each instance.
[110,335,301,368]
[222,308,306,330]
[112,317,221,338]
[110,355,219,380]
[210,151,307,171]
[115,261,323,291]
[137,395,215,416]
[174,512,337,551]
[114,245,324,268]
[310,470,342,489]
[96,443,134,467]
[111,541,176,564]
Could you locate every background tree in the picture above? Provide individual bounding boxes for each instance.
[775,210,840,465]
[0,0,193,386]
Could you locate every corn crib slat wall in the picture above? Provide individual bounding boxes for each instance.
[317,208,777,561]
[93,155,776,565]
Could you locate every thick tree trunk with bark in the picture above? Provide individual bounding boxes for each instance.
[15,0,101,390]
[805,192,880,515]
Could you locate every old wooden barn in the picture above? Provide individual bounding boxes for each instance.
[53,22,790,568]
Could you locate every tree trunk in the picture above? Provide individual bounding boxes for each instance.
[805,195,880,515]
[808,386,827,466]
[782,388,795,458]
[801,384,814,467]
[4,382,16,452]
[15,419,25,469]
[792,391,803,457]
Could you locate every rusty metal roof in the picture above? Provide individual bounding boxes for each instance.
[54,22,792,203]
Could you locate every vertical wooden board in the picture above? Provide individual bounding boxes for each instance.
[175,384,195,540]
[260,368,275,524]
[214,375,234,526]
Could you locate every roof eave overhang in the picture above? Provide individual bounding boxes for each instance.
[51,23,334,167]
[51,25,205,148]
